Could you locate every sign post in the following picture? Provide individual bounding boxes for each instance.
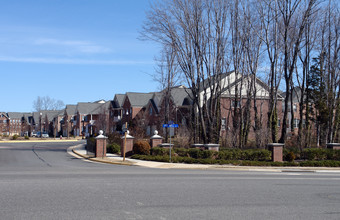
[163,123,179,163]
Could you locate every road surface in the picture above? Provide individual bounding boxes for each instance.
[0,141,340,220]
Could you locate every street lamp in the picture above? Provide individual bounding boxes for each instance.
[40,112,42,139]
[8,118,10,136]
[67,120,69,139]
[123,111,129,162]
[82,116,85,139]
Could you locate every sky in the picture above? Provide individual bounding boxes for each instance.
[0,0,160,112]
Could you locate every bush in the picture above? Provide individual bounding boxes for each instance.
[86,137,96,153]
[218,149,271,161]
[24,135,29,140]
[151,147,168,156]
[107,143,120,154]
[107,133,121,145]
[188,148,201,159]
[133,140,151,155]
[302,148,327,160]
[12,134,19,140]
[175,148,189,157]
[283,147,301,160]
[285,152,296,162]
[299,160,340,167]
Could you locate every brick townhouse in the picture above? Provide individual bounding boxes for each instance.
[73,101,111,137]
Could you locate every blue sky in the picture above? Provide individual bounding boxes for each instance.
[0,0,159,112]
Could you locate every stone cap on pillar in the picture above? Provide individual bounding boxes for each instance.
[267,143,284,147]
[96,130,107,139]
[121,130,134,139]
[151,130,162,139]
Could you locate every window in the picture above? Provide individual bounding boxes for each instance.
[293,119,300,128]
[278,119,281,127]
[149,107,153,116]
[221,118,226,130]
[232,100,240,108]
[293,104,297,112]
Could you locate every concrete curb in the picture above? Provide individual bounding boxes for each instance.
[70,144,135,166]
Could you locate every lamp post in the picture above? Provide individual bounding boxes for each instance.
[82,117,85,139]
[67,120,69,139]
[123,111,129,162]
[70,119,73,137]
[40,112,42,139]
[8,118,10,136]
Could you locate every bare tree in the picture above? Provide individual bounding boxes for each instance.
[278,0,318,143]
[33,96,65,112]
[142,0,231,144]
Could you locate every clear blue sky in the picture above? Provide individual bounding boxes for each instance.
[0,0,159,112]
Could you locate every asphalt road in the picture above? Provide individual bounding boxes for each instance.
[0,141,340,220]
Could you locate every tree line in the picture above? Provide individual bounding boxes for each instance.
[141,0,339,148]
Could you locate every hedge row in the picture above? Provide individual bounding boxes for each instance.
[131,154,340,167]
[150,147,271,161]
[283,148,340,161]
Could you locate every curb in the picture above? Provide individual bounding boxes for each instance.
[70,144,135,166]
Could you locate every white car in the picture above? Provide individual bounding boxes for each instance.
[41,133,49,138]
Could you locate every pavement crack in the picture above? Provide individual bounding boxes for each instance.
[32,144,52,167]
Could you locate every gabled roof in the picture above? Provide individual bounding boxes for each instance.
[157,86,193,110]
[75,101,110,115]
[113,94,125,108]
[7,112,29,119]
[220,72,284,99]
[125,92,154,107]
[170,86,192,106]
[0,112,9,119]
[65,105,77,115]
[40,110,64,122]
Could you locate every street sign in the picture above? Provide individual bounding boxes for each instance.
[163,124,179,128]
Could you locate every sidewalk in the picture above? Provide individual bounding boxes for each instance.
[70,144,340,172]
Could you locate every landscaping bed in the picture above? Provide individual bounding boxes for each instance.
[130,147,340,167]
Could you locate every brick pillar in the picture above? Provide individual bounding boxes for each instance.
[121,130,134,157]
[150,130,163,148]
[95,130,107,158]
[268,143,284,162]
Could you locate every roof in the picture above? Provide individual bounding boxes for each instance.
[65,105,77,115]
[125,92,154,107]
[76,102,110,115]
[40,110,64,122]
[7,112,30,119]
[113,94,125,108]
[170,87,192,106]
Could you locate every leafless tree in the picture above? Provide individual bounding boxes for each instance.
[142,0,231,144]
[33,96,65,112]
[278,0,318,143]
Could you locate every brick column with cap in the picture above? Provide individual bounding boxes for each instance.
[121,130,134,157]
[267,143,284,162]
[150,130,163,148]
[95,130,107,158]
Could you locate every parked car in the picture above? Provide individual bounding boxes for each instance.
[31,132,38,137]
[41,132,49,138]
